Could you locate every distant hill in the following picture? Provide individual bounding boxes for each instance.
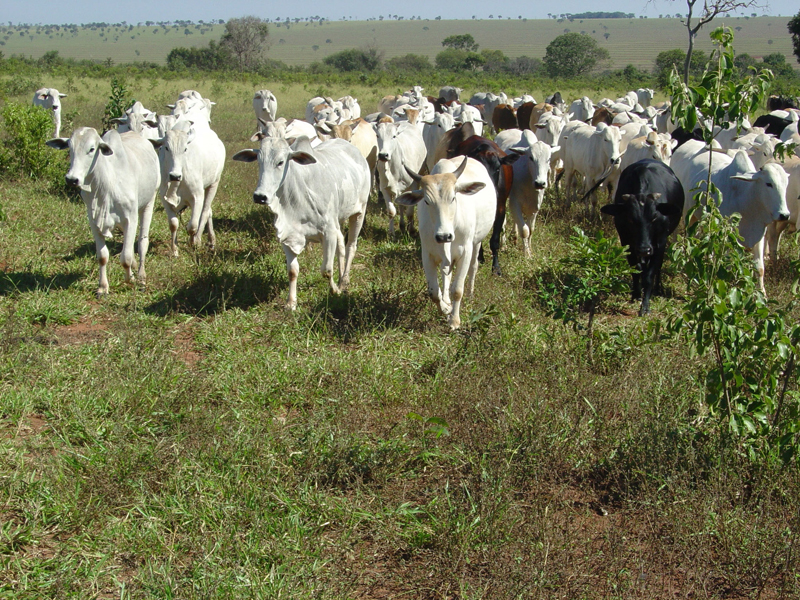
[0,17,794,72]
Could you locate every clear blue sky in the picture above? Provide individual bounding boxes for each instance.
[5,1,797,25]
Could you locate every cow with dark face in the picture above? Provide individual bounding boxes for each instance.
[600,160,684,316]
[448,135,520,276]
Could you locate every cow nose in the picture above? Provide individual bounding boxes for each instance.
[169,172,182,182]
[253,193,268,205]
[435,233,454,243]
[65,175,79,186]
[612,157,621,165]
[639,245,653,257]
[778,212,790,222]
[534,181,546,190]
[378,153,389,161]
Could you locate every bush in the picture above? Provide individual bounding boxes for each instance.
[385,54,433,72]
[0,102,67,188]
[101,77,133,133]
[323,47,383,72]
[543,32,610,78]
[435,48,485,72]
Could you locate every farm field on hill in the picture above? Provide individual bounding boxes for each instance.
[1,75,800,598]
[0,17,795,71]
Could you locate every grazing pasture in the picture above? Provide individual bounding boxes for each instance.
[1,75,799,598]
[0,17,795,71]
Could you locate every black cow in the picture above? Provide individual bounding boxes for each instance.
[600,160,685,316]
[767,95,798,112]
[752,114,793,137]
[670,126,704,148]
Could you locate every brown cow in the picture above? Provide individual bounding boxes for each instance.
[516,102,534,131]
[492,104,517,133]
[591,107,615,126]
[433,122,477,164]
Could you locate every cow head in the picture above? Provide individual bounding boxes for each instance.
[396,157,485,244]
[46,127,112,189]
[510,140,558,190]
[596,122,622,166]
[253,89,277,122]
[150,122,196,194]
[601,193,681,264]
[376,121,402,162]
[232,136,316,205]
[731,161,790,223]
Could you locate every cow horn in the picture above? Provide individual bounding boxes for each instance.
[403,164,423,182]
[453,156,469,180]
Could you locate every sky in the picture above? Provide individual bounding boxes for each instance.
[4,1,798,25]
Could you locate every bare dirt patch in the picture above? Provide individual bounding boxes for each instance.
[54,315,111,346]
[174,322,202,370]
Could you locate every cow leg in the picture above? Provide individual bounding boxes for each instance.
[449,248,471,330]
[341,211,365,288]
[422,252,448,314]
[639,259,657,316]
[161,198,181,257]
[490,207,505,275]
[510,198,530,258]
[752,238,766,297]
[766,221,789,265]
[185,188,203,249]
[466,242,481,297]
[196,181,219,250]
[118,214,138,285]
[283,245,300,310]
[321,232,341,296]
[137,198,155,284]
[89,222,110,298]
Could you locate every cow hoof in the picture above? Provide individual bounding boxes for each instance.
[95,289,109,299]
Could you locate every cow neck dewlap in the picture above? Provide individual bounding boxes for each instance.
[85,153,118,239]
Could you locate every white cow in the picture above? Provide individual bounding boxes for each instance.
[47,128,160,296]
[33,88,66,138]
[561,122,622,212]
[320,119,379,185]
[607,131,676,197]
[468,92,507,132]
[338,95,361,120]
[568,96,595,123]
[636,88,656,108]
[730,130,779,169]
[111,101,159,140]
[495,129,558,255]
[253,90,278,125]
[375,121,427,235]
[422,112,456,173]
[232,136,370,310]
[670,140,790,294]
[396,157,496,330]
[150,120,225,256]
[766,155,800,263]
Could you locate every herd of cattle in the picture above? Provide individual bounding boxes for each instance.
[33,84,800,325]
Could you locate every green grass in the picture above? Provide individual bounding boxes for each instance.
[1,76,799,598]
[0,17,796,71]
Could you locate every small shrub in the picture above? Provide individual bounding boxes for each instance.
[101,77,134,133]
[0,102,67,188]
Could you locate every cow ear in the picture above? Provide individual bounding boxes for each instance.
[731,173,756,182]
[166,104,175,109]
[97,142,113,156]
[501,153,521,165]
[143,118,158,128]
[250,131,266,142]
[37,93,48,100]
[456,181,486,195]
[59,93,67,98]
[396,190,425,206]
[550,145,561,154]
[289,151,316,165]
[656,203,681,217]
[232,149,259,163]
[46,138,69,150]
[149,137,166,149]
[600,204,623,216]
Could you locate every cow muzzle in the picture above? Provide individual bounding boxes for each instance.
[778,212,790,222]
[253,193,268,205]
[534,181,546,190]
[611,157,621,165]
[169,172,182,182]
[378,153,389,162]
[435,233,454,243]
[65,175,80,187]
[638,245,654,258]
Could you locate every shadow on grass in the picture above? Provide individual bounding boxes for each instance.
[309,278,433,343]
[64,240,122,262]
[0,271,83,295]
[144,262,284,317]
[212,207,275,239]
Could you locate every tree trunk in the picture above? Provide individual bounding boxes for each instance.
[683,0,697,85]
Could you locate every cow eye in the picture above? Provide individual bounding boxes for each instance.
[766,182,773,188]
[276,160,284,167]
